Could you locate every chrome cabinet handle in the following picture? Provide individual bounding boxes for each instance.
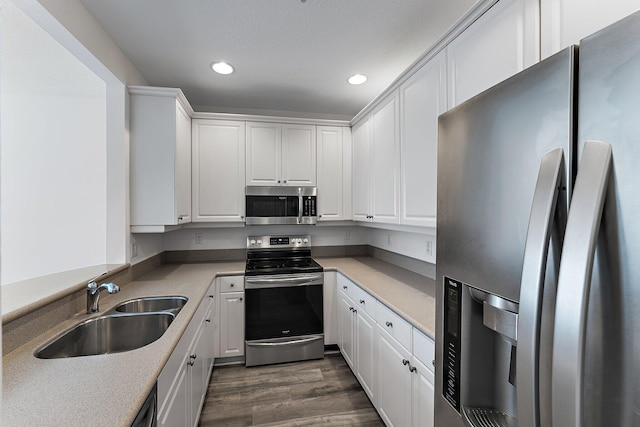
[409,365,417,373]
[209,294,214,298]
[230,283,235,287]
[386,321,393,328]
[402,359,409,366]
[517,147,566,427]
[359,300,365,304]
[205,319,211,323]
[343,285,348,290]
[552,141,612,427]
[239,297,243,302]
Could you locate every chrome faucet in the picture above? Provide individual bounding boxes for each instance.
[86,278,120,313]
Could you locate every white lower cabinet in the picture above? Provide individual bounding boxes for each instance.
[217,275,245,358]
[355,305,377,404]
[377,328,413,427]
[411,356,435,427]
[337,284,356,369]
[158,284,215,427]
[336,273,435,427]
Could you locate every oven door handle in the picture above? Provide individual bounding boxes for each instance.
[246,336,323,347]
[245,274,323,288]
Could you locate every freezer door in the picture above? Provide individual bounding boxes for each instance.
[436,47,575,303]
[435,47,576,427]
[558,9,640,427]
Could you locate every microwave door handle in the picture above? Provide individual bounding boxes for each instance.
[517,148,566,427]
[298,190,303,224]
[552,141,612,427]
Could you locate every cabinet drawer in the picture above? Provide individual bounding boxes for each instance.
[412,328,435,371]
[350,284,376,316]
[337,273,354,297]
[219,275,244,292]
[375,302,412,350]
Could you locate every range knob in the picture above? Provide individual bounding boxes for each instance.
[250,239,256,245]
[296,238,302,244]
[303,238,309,244]
[257,239,263,245]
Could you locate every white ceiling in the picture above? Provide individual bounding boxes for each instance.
[80,0,476,120]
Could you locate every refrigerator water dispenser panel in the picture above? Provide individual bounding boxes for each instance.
[444,277,520,427]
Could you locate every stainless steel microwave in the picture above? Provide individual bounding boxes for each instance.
[245,186,317,225]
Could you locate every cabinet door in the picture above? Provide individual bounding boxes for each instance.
[377,329,412,427]
[158,355,189,427]
[338,291,356,369]
[351,118,371,222]
[355,308,377,405]
[317,126,344,221]
[175,101,192,223]
[192,120,245,222]
[400,50,446,228]
[371,92,400,224]
[219,291,245,357]
[411,357,435,427]
[246,122,281,186]
[447,0,539,108]
[282,124,316,186]
[189,323,207,427]
[203,295,215,383]
[541,0,639,59]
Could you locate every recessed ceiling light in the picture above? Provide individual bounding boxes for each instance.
[211,62,234,75]
[347,74,367,85]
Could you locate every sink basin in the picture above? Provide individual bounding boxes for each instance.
[112,296,188,315]
[35,312,175,359]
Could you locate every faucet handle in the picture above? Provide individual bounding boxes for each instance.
[87,271,109,289]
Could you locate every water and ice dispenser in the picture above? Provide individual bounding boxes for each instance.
[443,277,519,427]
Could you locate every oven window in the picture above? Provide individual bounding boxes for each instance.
[245,196,299,217]
[245,285,323,340]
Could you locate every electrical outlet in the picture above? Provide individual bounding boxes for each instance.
[195,233,203,245]
[344,230,351,241]
[426,240,433,256]
[131,242,138,258]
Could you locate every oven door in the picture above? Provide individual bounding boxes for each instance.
[245,273,324,366]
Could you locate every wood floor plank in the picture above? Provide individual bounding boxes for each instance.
[253,408,386,426]
[199,353,384,427]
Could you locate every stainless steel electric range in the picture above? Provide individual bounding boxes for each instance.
[244,235,324,367]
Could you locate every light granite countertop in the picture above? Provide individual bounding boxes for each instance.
[317,256,436,338]
[2,257,435,426]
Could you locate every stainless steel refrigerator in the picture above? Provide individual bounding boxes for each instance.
[435,10,640,427]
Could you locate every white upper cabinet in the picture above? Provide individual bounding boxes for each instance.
[447,0,539,108]
[541,0,640,59]
[281,123,317,186]
[352,91,400,224]
[246,122,281,186]
[246,122,316,186]
[399,50,447,228]
[192,119,246,222]
[371,92,401,224]
[129,86,193,232]
[351,117,372,222]
[316,126,352,221]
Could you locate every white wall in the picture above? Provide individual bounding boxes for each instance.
[162,225,435,265]
[1,0,108,284]
[163,225,368,253]
[367,227,436,264]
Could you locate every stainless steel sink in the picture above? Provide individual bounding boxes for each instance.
[112,296,188,315]
[34,312,175,359]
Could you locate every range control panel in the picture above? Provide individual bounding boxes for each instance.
[443,276,462,412]
[247,235,311,249]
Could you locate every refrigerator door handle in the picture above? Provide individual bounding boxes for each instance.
[517,148,566,427]
[552,140,612,427]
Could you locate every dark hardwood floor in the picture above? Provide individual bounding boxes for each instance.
[198,352,385,426]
